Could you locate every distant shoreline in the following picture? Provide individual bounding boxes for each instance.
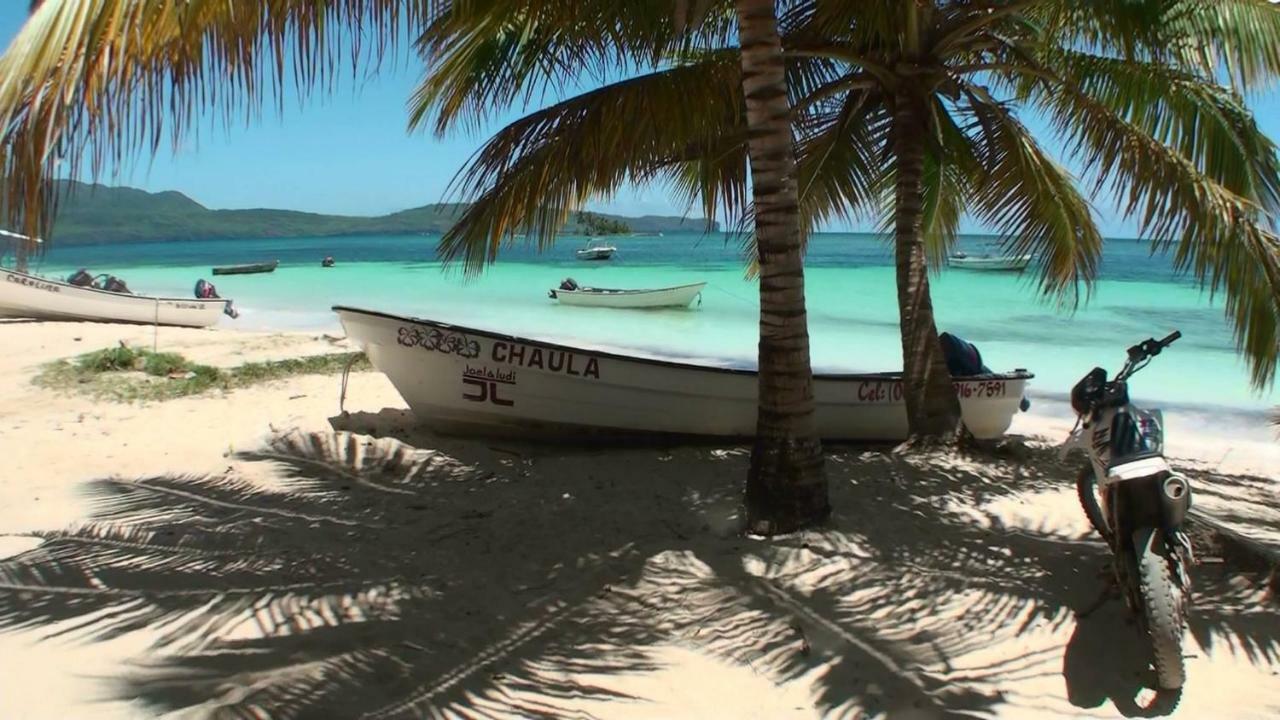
[35,180,720,246]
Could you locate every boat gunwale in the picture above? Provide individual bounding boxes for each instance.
[211,260,279,274]
[553,281,707,296]
[2,267,230,307]
[333,305,1035,383]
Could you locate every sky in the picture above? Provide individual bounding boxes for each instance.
[3,5,1280,236]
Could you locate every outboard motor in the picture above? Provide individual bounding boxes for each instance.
[195,278,239,318]
[97,274,132,294]
[67,268,94,287]
[559,277,580,291]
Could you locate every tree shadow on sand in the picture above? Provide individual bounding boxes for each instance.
[1,415,1277,719]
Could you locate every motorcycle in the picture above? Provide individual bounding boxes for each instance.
[1060,331,1193,690]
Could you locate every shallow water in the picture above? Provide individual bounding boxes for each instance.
[28,232,1275,415]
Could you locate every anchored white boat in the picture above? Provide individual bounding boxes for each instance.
[334,306,1033,441]
[549,279,706,309]
[949,252,1031,271]
[0,267,230,327]
[575,240,616,261]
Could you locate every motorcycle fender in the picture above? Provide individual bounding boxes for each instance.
[1105,457,1171,483]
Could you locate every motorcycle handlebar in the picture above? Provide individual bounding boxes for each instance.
[1122,329,1181,372]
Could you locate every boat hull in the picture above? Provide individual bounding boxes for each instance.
[575,249,615,261]
[553,282,706,308]
[212,261,278,275]
[949,255,1031,271]
[1,269,228,327]
[335,306,1032,441]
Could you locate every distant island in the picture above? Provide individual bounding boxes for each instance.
[41,181,718,245]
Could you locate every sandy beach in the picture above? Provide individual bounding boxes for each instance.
[1,320,1277,719]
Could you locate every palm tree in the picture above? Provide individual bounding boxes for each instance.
[730,0,829,529]
[414,1,1280,443]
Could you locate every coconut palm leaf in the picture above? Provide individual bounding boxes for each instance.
[957,88,1103,306]
[1037,0,1280,90]
[794,87,887,238]
[412,0,737,136]
[1025,56,1280,386]
[0,0,436,238]
[433,55,745,273]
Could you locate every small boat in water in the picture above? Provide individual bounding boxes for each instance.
[549,278,705,308]
[0,267,230,327]
[949,252,1031,271]
[212,260,279,275]
[575,240,616,261]
[334,306,1033,441]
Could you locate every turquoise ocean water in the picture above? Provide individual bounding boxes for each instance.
[27,232,1276,418]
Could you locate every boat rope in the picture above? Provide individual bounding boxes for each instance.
[707,284,757,308]
[338,352,360,415]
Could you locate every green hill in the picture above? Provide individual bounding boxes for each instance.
[45,182,716,245]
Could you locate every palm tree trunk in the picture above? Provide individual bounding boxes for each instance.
[892,94,961,443]
[734,0,829,533]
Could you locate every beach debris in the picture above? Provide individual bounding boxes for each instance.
[790,622,811,656]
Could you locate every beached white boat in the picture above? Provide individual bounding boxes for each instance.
[0,268,230,327]
[334,306,1033,441]
[949,252,1031,271]
[575,241,616,261]
[549,279,706,308]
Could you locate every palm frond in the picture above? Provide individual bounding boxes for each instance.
[1030,49,1280,216]
[958,87,1104,307]
[0,0,435,240]
[1037,0,1280,91]
[919,100,977,268]
[1031,57,1280,387]
[794,88,887,237]
[436,56,744,273]
[413,0,736,136]
[1162,0,1280,90]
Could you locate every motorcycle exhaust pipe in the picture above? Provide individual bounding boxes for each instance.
[1160,473,1192,527]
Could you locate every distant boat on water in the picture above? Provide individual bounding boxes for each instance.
[549,279,706,308]
[948,251,1031,271]
[212,260,279,275]
[575,240,616,261]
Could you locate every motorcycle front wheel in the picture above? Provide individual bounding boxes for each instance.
[1076,465,1113,545]
[1135,527,1188,690]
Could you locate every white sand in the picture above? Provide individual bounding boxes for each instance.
[1,321,1277,719]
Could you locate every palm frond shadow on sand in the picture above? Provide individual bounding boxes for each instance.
[1,416,1276,719]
